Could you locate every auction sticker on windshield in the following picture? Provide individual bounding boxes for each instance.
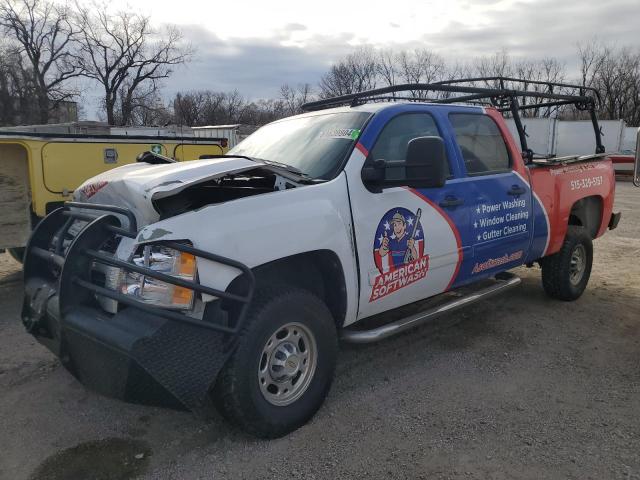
[319,128,361,140]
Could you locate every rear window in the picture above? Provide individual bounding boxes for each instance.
[449,113,510,175]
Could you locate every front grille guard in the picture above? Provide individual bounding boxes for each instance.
[24,202,255,336]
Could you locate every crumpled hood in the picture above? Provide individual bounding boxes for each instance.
[73,157,258,227]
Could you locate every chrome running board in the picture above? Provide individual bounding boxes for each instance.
[341,272,521,344]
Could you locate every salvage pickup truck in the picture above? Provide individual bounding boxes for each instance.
[21,78,637,438]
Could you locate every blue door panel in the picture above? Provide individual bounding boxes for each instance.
[353,103,534,297]
[459,173,533,284]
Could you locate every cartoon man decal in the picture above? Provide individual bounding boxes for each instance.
[371,207,429,301]
[374,207,425,274]
[378,211,419,268]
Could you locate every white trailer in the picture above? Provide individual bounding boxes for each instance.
[505,118,637,159]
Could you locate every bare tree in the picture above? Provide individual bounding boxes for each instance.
[170,43,640,130]
[240,98,287,125]
[172,90,255,126]
[115,81,172,126]
[0,0,81,123]
[576,40,640,124]
[595,47,640,122]
[172,88,296,127]
[397,48,446,98]
[577,39,604,89]
[75,3,190,125]
[376,49,399,88]
[0,42,37,125]
[173,91,207,126]
[397,48,444,83]
[474,49,514,86]
[511,58,567,116]
[471,50,573,117]
[279,83,312,115]
[221,90,246,122]
[318,46,378,99]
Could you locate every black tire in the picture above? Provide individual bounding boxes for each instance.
[7,247,25,263]
[540,225,593,301]
[213,287,338,438]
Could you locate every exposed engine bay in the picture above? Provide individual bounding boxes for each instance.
[153,167,306,219]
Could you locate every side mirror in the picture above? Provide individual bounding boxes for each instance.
[404,136,448,189]
[361,136,448,192]
[361,158,386,185]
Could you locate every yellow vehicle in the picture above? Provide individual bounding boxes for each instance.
[0,131,228,259]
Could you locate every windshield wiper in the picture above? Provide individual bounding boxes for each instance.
[261,160,326,183]
[258,158,304,175]
[215,154,319,181]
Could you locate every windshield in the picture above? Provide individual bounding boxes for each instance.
[228,111,371,179]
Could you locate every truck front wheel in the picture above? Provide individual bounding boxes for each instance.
[213,287,338,438]
[540,225,593,301]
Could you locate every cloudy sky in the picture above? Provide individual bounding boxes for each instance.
[84,0,639,118]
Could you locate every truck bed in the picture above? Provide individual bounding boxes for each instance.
[527,156,616,257]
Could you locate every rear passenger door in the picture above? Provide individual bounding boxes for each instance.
[449,113,532,277]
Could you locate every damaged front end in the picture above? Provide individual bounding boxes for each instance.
[22,203,254,412]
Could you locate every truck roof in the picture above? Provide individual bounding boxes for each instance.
[275,101,484,123]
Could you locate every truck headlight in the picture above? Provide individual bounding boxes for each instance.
[119,244,197,310]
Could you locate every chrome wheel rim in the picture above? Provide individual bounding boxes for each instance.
[258,322,317,406]
[569,244,587,285]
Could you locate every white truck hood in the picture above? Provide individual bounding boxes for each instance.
[73,157,258,227]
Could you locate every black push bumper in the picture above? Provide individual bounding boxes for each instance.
[22,203,254,411]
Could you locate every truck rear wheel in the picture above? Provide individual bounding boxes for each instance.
[213,287,338,438]
[541,226,593,301]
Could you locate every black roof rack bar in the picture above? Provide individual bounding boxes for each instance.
[303,83,518,111]
[433,76,601,103]
[301,82,594,112]
[334,95,494,106]
[508,97,531,160]
[496,99,583,112]
[353,93,496,105]
[431,92,504,104]
[361,95,443,102]
[589,108,606,154]
[301,77,605,159]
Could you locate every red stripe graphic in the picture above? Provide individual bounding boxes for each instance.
[406,187,463,291]
[355,142,369,157]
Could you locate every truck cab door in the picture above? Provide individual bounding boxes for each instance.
[344,110,471,321]
[448,112,533,279]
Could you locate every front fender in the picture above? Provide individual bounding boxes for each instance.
[135,172,359,323]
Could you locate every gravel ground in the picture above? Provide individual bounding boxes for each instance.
[0,181,638,480]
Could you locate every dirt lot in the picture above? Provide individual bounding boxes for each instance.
[1,181,638,480]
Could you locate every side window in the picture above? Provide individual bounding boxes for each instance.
[449,113,510,175]
[370,113,449,177]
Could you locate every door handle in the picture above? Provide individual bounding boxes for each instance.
[507,185,526,196]
[439,196,464,208]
